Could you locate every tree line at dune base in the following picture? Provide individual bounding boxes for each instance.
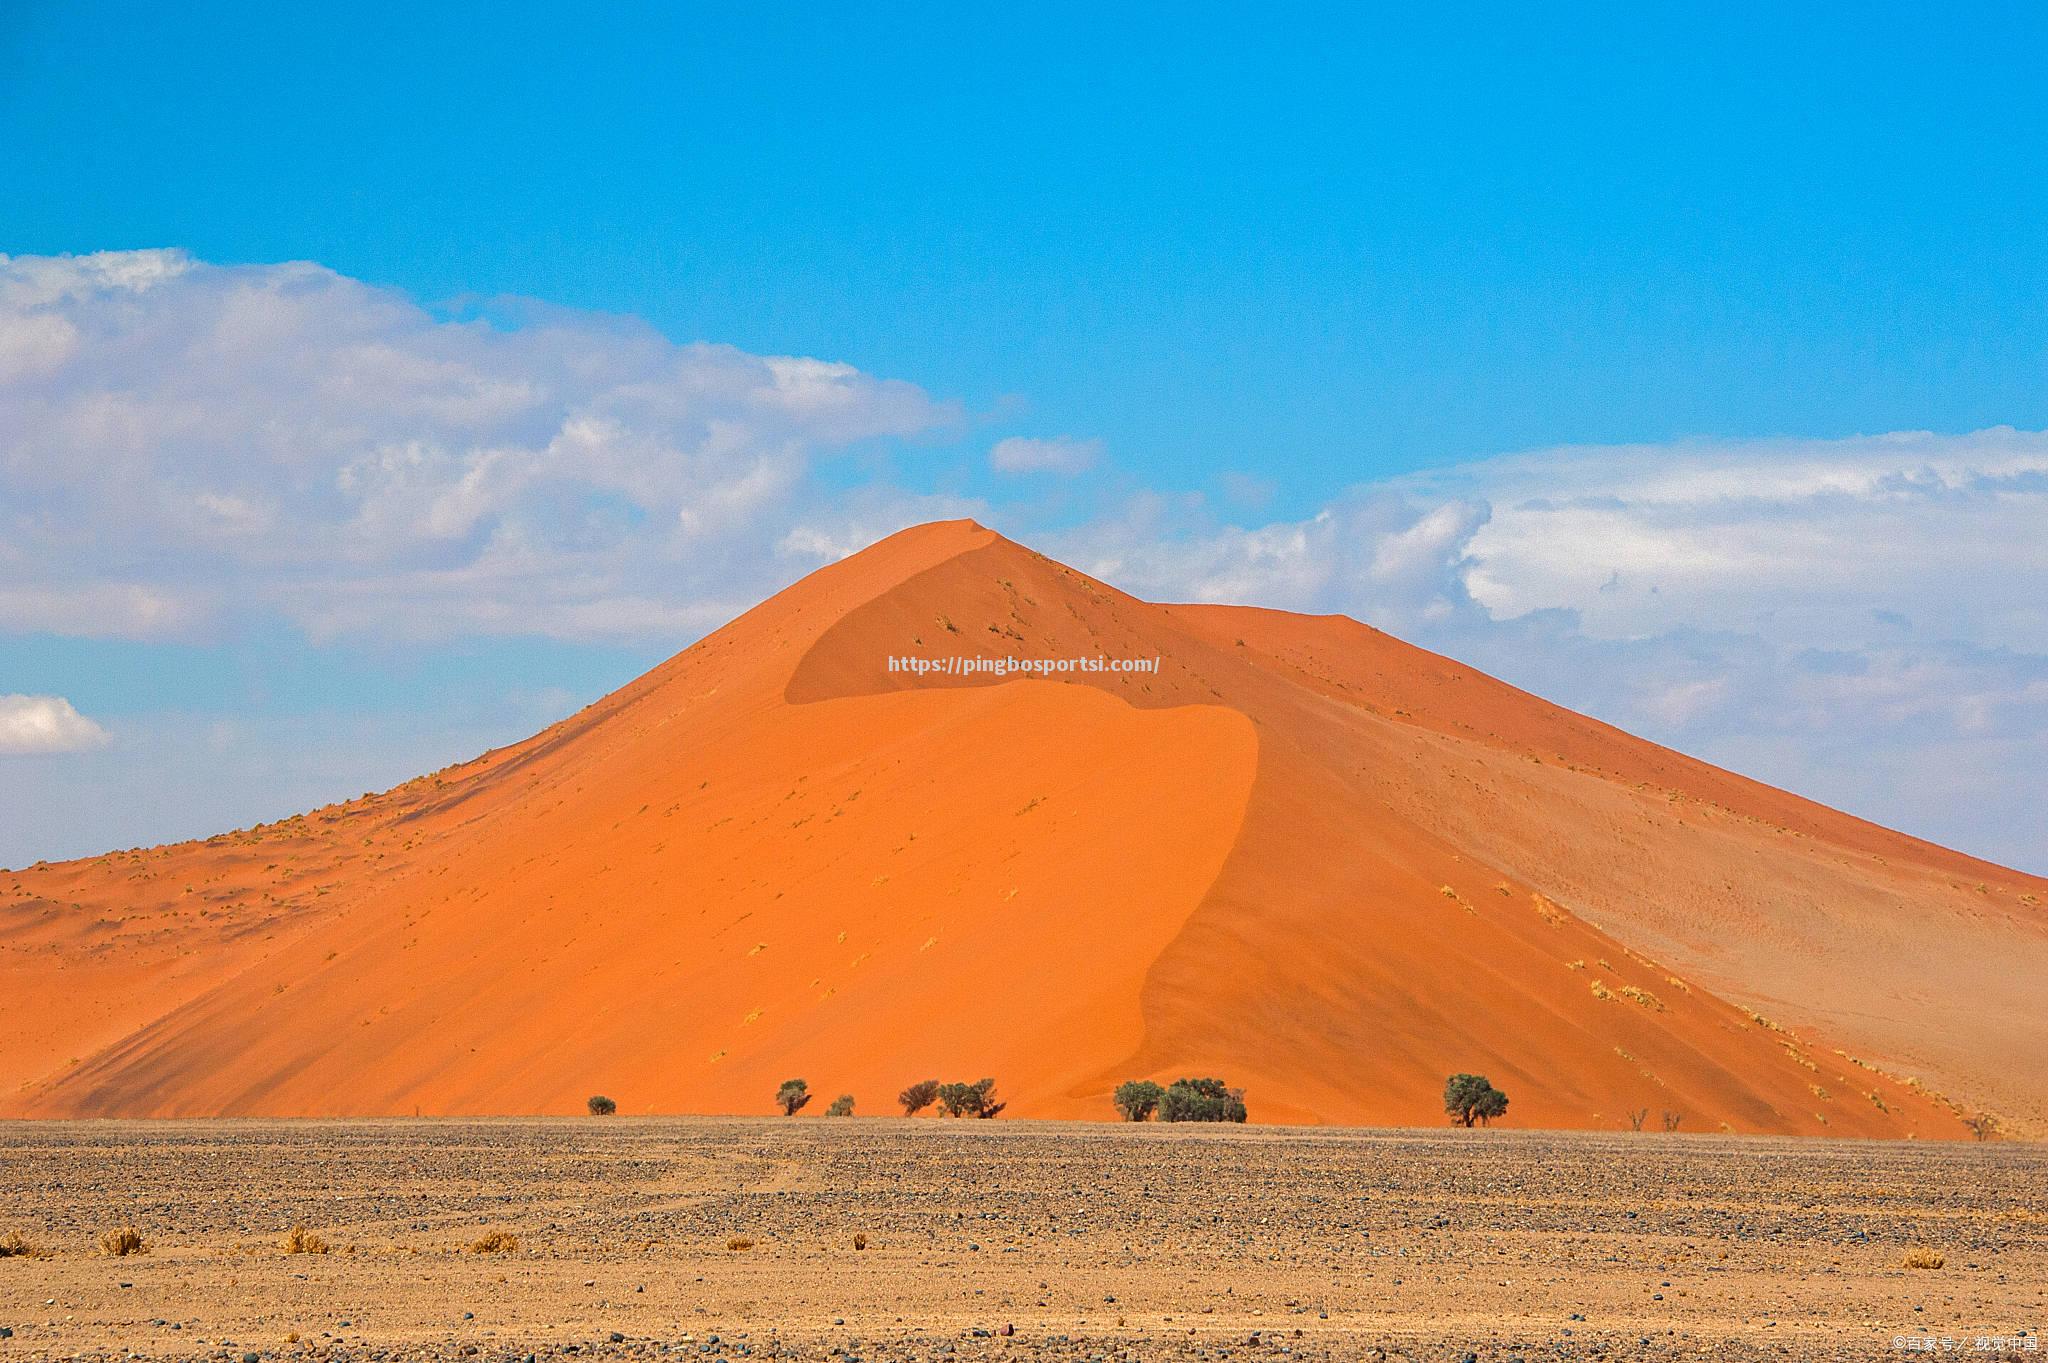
[578,1072,1520,1126]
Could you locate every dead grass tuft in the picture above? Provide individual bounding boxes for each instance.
[726,1236,754,1252]
[99,1226,146,1257]
[1901,1248,1945,1269]
[0,1232,54,1259]
[281,1224,329,1254]
[1617,984,1664,1011]
[852,1232,868,1250]
[467,1230,519,1254]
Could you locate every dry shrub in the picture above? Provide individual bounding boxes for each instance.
[0,1232,53,1259]
[726,1236,754,1252]
[281,1224,329,1255]
[468,1230,519,1254]
[99,1227,146,1257]
[852,1233,868,1250]
[1901,1248,1946,1269]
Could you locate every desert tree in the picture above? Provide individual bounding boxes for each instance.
[586,1094,617,1116]
[1965,1114,1997,1142]
[937,1078,1004,1118]
[825,1094,855,1117]
[1626,1107,1648,1132]
[1661,1110,1683,1132]
[775,1078,812,1116]
[1443,1073,1510,1128]
[898,1079,940,1116]
[1113,1079,1165,1122]
[966,1078,1008,1118]
[1158,1077,1248,1123]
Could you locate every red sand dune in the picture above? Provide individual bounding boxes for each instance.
[4,520,2044,1134]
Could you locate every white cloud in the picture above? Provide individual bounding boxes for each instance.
[1418,428,2048,651]
[990,434,1101,476]
[0,695,110,754]
[1038,429,2048,871]
[0,250,958,643]
[1217,471,1275,509]
[1044,488,1487,633]
[777,487,986,564]
[0,701,546,866]
[1,247,2039,869]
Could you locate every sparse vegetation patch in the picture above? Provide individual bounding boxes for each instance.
[281,1224,329,1254]
[99,1226,146,1257]
[1112,1079,1164,1121]
[0,1232,52,1259]
[1618,984,1664,1010]
[1158,1077,1247,1123]
[936,1078,1005,1118]
[1443,1074,1509,1127]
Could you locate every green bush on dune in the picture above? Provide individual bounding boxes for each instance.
[936,1078,1005,1118]
[775,1078,812,1115]
[1157,1077,1247,1123]
[1443,1073,1509,1127]
[1112,1079,1165,1121]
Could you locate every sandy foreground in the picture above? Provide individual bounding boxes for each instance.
[2,1120,2043,1362]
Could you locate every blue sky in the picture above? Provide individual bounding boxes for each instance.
[2,4,2045,869]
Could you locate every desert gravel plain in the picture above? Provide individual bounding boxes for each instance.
[0,1119,2042,1362]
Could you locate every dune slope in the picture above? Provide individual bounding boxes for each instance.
[4,520,2043,1133]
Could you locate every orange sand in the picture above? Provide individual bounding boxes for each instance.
[4,520,2043,1133]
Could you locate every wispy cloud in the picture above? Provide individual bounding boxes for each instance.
[1039,429,2048,870]
[1424,429,2048,652]
[3,249,2040,868]
[0,695,110,754]
[989,434,1101,476]
[0,250,957,643]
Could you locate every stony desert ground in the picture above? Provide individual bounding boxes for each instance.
[0,1119,2042,1362]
